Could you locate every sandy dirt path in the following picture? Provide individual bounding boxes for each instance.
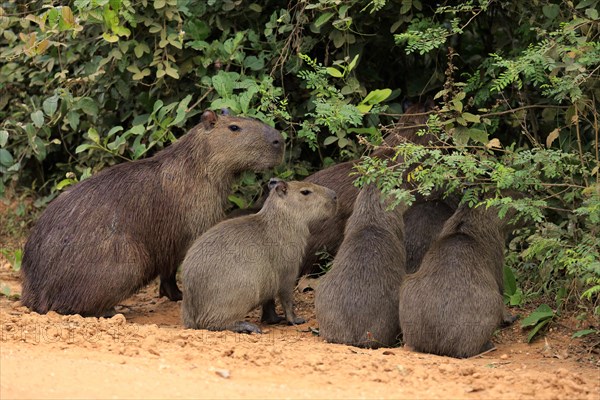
[1,264,598,400]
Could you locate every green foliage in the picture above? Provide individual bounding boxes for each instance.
[572,328,599,338]
[504,266,524,306]
[521,304,556,342]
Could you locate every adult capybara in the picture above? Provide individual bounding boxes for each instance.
[21,110,284,316]
[301,102,452,276]
[182,180,337,333]
[398,204,516,358]
[315,184,407,348]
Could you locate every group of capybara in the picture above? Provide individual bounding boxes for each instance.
[20,105,520,358]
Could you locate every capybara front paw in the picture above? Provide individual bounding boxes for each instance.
[231,321,263,334]
[261,314,286,324]
[288,316,306,325]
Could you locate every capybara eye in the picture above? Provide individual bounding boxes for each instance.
[228,124,240,132]
[300,189,312,196]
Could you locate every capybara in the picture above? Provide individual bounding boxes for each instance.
[301,102,452,276]
[182,180,337,333]
[21,110,284,316]
[398,204,516,358]
[315,184,407,348]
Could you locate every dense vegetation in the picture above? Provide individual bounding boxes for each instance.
[1,0,598,335]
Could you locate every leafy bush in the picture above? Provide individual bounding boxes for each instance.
[1,0,598,318]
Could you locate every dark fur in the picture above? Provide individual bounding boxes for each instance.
[315,184,407,348]
[21,111,284,316]
[182,181,337,333]
[301,103,452,276]
[398,204,514,358]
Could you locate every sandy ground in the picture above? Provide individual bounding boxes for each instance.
[0,259,599,400]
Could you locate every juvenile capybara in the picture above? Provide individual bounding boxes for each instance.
[398,204,516,358]
[21,110,284,316]
[301,102,452,276]
[315,184,407,348]
[182,180,337,333]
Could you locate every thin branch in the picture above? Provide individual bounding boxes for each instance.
[186,87,214,113]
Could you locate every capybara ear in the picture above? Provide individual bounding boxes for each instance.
[268,177,282,191]
[201,110,218,130]
[401,98,414,113]
[221,108,231,116]
[424,97,436,111]
[274,181,288,197]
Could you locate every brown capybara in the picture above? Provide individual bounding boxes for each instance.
[301,102,452,276]
[398,204,517,358]
[315,184,407,348]
[20,110,284,316]
[182,180,337,333]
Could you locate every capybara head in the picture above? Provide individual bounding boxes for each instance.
[264,180,338,223]
[198,110,284,171]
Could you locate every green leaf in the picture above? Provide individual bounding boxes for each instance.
[165,65,179,79]
[244,56,265,71]
[585,8,598,19]
[521,304,554,328]
[78,97,99,116]
[326,67,344,78]
[75,143,94,154]
[362,88,392,105]
[31,110,44,128]
[66,111,80,130]
[576,0,597,8]
[503,266,517,296]
[248,3,262,12]
[31,136,47,161]
[133,68,151,80]
[228,194,246,209]
[466,128,488,144]
[356,103,373,113]
[323,136,338,146]
[134,42,150,58]
[347,54,359,72]
[572,329,598,338]
[526,318,551,343]
[56,178,76,190]
[462,112,481,123]
[11,249,22,272]
[314,12,334,28]
[154,0,166,9]
[43,95,59,117]
[542,4,560,19]
[338,137,349,148]
[129,125,145,136]
[0,149,13,166]
[452,98,463,113]
[212,72,238,98]
[0,130,8,147]
[87,128,100,144]
[102,32,119,43]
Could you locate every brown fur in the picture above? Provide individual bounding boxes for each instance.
[398,204,515,358]
[182,181,337,333]
[315,184,407,348]
[21,111,284,316]
[301,103,452,276]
